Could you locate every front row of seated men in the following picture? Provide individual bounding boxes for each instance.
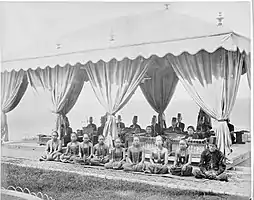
[40,131,228,182]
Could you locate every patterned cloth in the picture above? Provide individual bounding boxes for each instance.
[90,143,109,166]
[123,146,145,172]
[39,139,62,161]
[170,149,193,176]
[104,147,125,169]
[75,142,93,165]
[147,147,168,174]
[60,141,80,163]
[193,148,228,181]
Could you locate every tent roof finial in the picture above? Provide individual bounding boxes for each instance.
[217,12,224,26]
[164,3,170,10]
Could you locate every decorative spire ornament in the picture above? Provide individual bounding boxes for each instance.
[164,3,170,10]
[216,12,224,26]
[110,28,115,42]
[56,43,62,49]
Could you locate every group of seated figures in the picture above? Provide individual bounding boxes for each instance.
[39,130,228,182]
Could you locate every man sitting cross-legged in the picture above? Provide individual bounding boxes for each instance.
[39,131,62,162]
[193,136,228,182]
[90,135,110,166]
[104,138,126,170]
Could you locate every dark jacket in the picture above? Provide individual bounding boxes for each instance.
[199,148,226,175]
[117,122,125,129]
[151,123,160,136]
[86,123,97,131]
[167,126,181,133]
[176,122,185,132]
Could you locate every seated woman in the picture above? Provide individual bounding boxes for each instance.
[75,134,93,165]
[170,139,193,176]
[39,131,62,161]
[90,135,110,166]
[146,135,168,174]
[60,132,80,163]
[123,136,146,172]
[104,138,126,170]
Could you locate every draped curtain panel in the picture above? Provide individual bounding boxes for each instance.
[1,70,28,141]
[85,57,150,147]
[140,56,179,130]
[167,47,244,155]
[27,64,88,135]
[245,53,251,89]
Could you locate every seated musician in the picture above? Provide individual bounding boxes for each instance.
[170,139,193,176]
[123,136,146,172]
[176,113,185,132]
[193,136,228,181]
[75,134,93,165]
[196,109,212,138]
[105,138,126,170]
[116,115,125,129]
[146,135,168,174]
[60,132,80,163]
[97,116,106,136]
[167,117,181,133]
[90,135,110,166]
[39,131,62,161]
[144,126,153,137]
[226,119,235,144]
[129,116,141,133]
[184,126,200,140]
[86,116,97,131]
[63,124,73,147]
[151,116,160,136]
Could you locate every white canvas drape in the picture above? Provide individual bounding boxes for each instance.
[245,53,251,89]
[85,57,150,147]
[27,64,88,135]
[1,70,28,141]
[167,48,244,155]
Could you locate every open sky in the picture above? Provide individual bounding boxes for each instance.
[0,1,252,140]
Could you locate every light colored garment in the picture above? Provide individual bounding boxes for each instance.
[104,147,125,169]
[123,146,145,172]
[85,57,150,147]
[1,70,28,142]
[27,65,88,134]
[168,48,244,155]
[40,139,62,161]
[60,141,80,163]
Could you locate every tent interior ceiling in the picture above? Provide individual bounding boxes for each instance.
[1,8,250,72]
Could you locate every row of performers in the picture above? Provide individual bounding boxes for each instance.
[82,112,212,136]
[40,131,228,182]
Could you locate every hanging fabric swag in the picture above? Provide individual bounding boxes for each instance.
[167,47,244,155]
[140,56,179,132]
[85,57,150,147]
[1,70,28,142]
[244,53,251,89]
[27,64,88,135]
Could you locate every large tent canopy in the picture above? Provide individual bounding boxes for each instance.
[1,8,250,72]
[1,7,251,156]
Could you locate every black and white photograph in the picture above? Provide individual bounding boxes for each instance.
[0,1,252,200]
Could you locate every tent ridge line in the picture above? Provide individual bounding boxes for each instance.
[2,32,234,64]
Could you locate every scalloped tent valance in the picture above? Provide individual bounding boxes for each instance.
[1,8,250,72]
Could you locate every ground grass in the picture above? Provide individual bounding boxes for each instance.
[1,163,248,200]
